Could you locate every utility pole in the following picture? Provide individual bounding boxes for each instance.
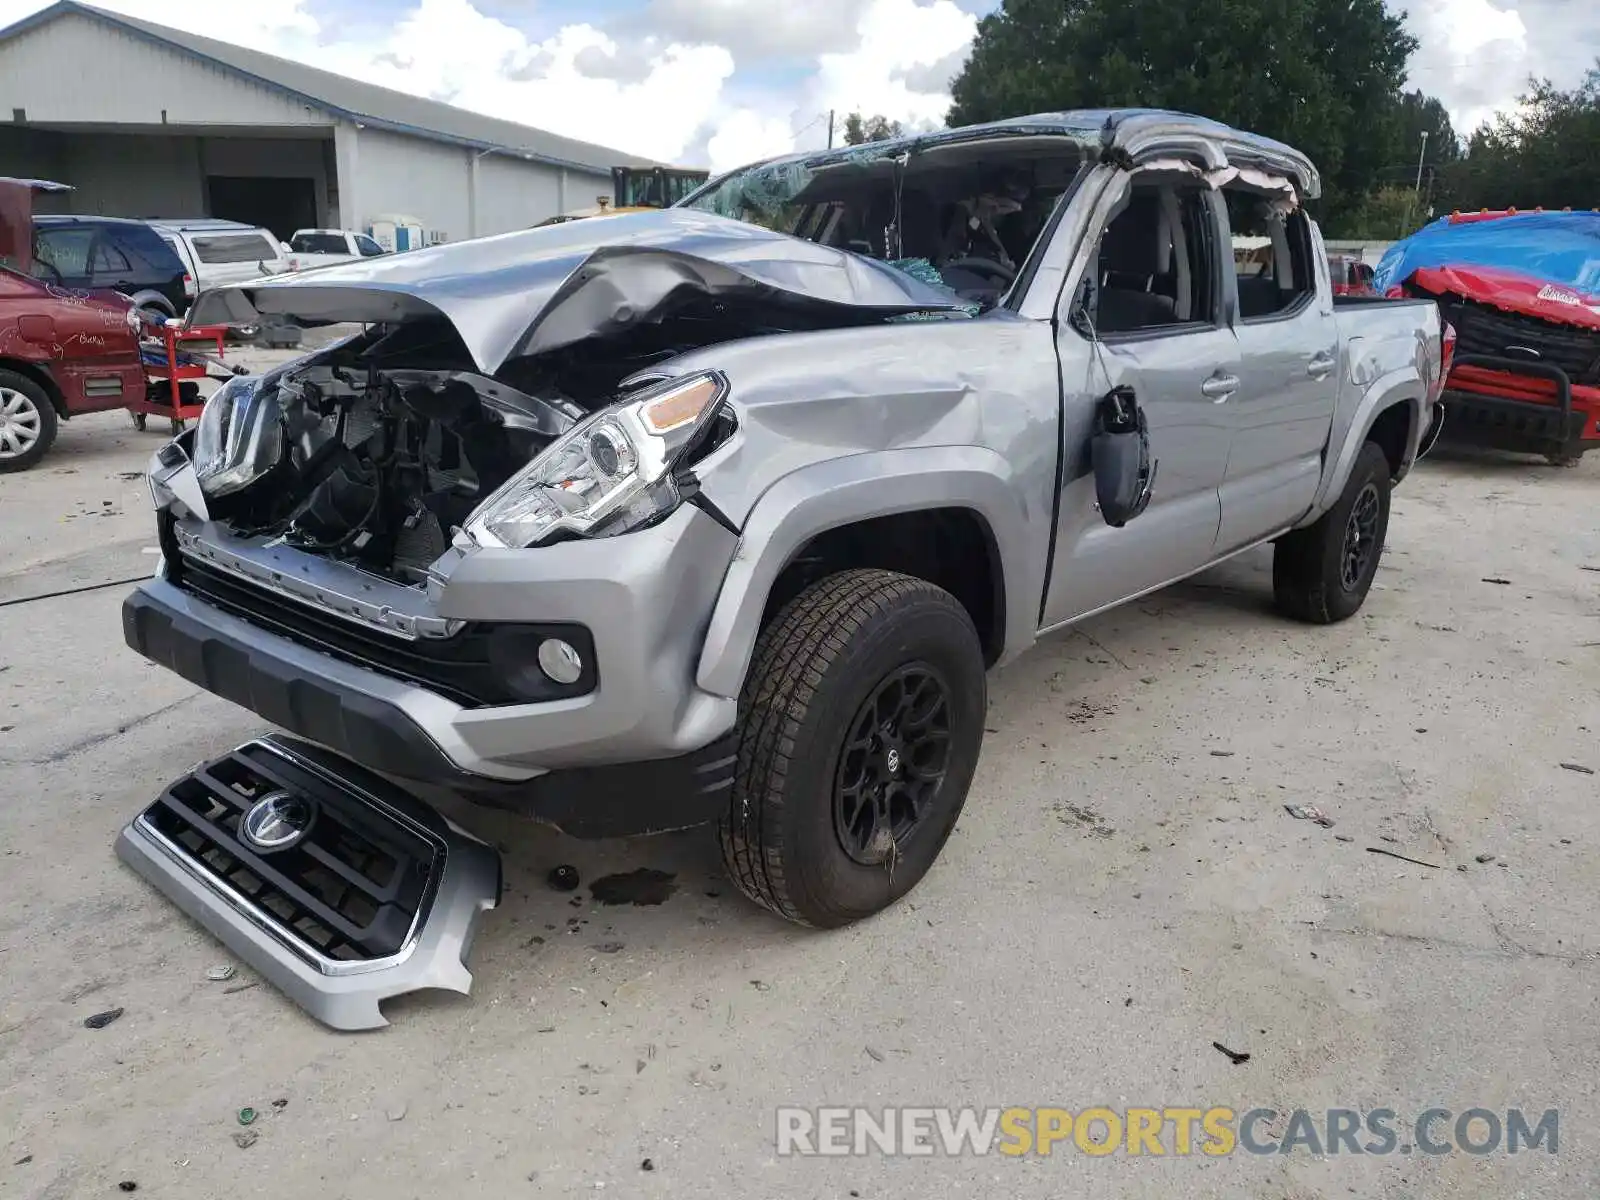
[827,110,835,149]
[1401,130,1429,238]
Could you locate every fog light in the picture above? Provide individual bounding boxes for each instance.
[537,638,584,684]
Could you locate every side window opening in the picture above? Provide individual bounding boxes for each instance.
[33,227,95,279]
[91,238,132,275]
[1085,181,1216,336]
[192,233,280,264]
[1224,184,1314,320]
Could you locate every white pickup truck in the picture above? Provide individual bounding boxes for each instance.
[286,228,389,272]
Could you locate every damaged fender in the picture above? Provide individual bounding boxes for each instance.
[695,444,1040,699]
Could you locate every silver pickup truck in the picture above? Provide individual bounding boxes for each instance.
[120,109,1447,1028]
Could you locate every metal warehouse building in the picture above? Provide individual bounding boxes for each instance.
[0,0,653,242]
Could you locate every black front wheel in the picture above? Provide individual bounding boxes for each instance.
[719,569,987,928]
[1273,440,1393,623]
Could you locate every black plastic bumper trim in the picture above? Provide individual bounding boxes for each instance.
[122,585,737,838]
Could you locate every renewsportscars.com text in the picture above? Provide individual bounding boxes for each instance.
[775,1106,1559,1157]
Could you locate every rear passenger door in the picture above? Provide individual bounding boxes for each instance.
[1040,174,1240,627]
[1214,185,1339,552]
[89,234,135,293]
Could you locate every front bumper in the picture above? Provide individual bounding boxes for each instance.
[1441,356,1600,459]
[125,503,744,835]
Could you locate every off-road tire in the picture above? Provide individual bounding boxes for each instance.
[0,370,59,473]
[1273,440,1392,623]
[718,569,987,928]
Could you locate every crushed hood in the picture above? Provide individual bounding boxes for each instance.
[189,209,968,374]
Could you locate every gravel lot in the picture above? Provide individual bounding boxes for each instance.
[2,384,1597,1198]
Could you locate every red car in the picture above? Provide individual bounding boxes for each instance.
[1328,253,1376,296]
[0,177,147,471]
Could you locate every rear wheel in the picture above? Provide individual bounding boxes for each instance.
[718,569,987,928]
[0,371,59,473]
[1273,440,1392,623]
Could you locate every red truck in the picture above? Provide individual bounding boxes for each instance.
[1328,252,1377,297]
[0,177,147,471]
[1372,209,1600,465]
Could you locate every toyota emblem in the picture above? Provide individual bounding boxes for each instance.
[240,791,315,851]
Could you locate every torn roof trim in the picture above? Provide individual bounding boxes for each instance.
[681,108,1321,208]
[1137,159,1301,212]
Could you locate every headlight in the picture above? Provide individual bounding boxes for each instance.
[124,306,143,334]
[193,375,283,497]
[464,371,729,549]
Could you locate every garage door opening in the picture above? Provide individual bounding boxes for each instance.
[206,175,316,241]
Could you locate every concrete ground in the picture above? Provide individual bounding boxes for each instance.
[1,389,1597,1199]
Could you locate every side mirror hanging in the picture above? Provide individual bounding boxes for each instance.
[1091,385,1157,527]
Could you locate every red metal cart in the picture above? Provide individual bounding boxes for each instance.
[127,321,234,433]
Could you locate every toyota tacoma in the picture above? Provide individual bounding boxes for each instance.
[118,109,1448,1028]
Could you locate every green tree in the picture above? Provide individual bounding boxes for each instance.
[1439,66,1600,212]
[842,112,904,145]
[1396,90,1462,168]
[947,0,1420,223]
[1337,185,1433,239]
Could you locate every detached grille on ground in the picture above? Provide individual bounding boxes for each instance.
[138,741,437,963]
[118,735,502,1030]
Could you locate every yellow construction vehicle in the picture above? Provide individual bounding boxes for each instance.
[535,165,711,226]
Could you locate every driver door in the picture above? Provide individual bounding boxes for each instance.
[1039,176,1238,628]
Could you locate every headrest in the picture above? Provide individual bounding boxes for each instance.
[1102,191,1173,278]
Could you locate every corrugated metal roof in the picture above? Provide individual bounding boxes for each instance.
[0,1,656,175]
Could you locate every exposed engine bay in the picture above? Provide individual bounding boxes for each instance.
[200,318,709,583]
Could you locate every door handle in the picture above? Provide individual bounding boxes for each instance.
[1200,374,1239,401]
[1307,352,1336,378]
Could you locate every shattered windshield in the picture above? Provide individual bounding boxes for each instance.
[683,137,1092,311]
[686,158,818,234]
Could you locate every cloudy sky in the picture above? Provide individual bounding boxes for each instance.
[0,0,1594,171]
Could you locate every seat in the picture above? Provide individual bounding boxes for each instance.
[1235,272,1282,318]
[1096,193,1178,332]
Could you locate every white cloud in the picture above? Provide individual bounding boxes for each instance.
[815,0,976,129]
[0,0,317,40]
[692,0,979,170]
[707,110,803,173]
[644,0,867,60]
[286,0,737,164]
[1404,0,1531,134]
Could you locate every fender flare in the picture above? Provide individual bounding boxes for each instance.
[1300,369,1424,525]
[694,445,1041,699]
